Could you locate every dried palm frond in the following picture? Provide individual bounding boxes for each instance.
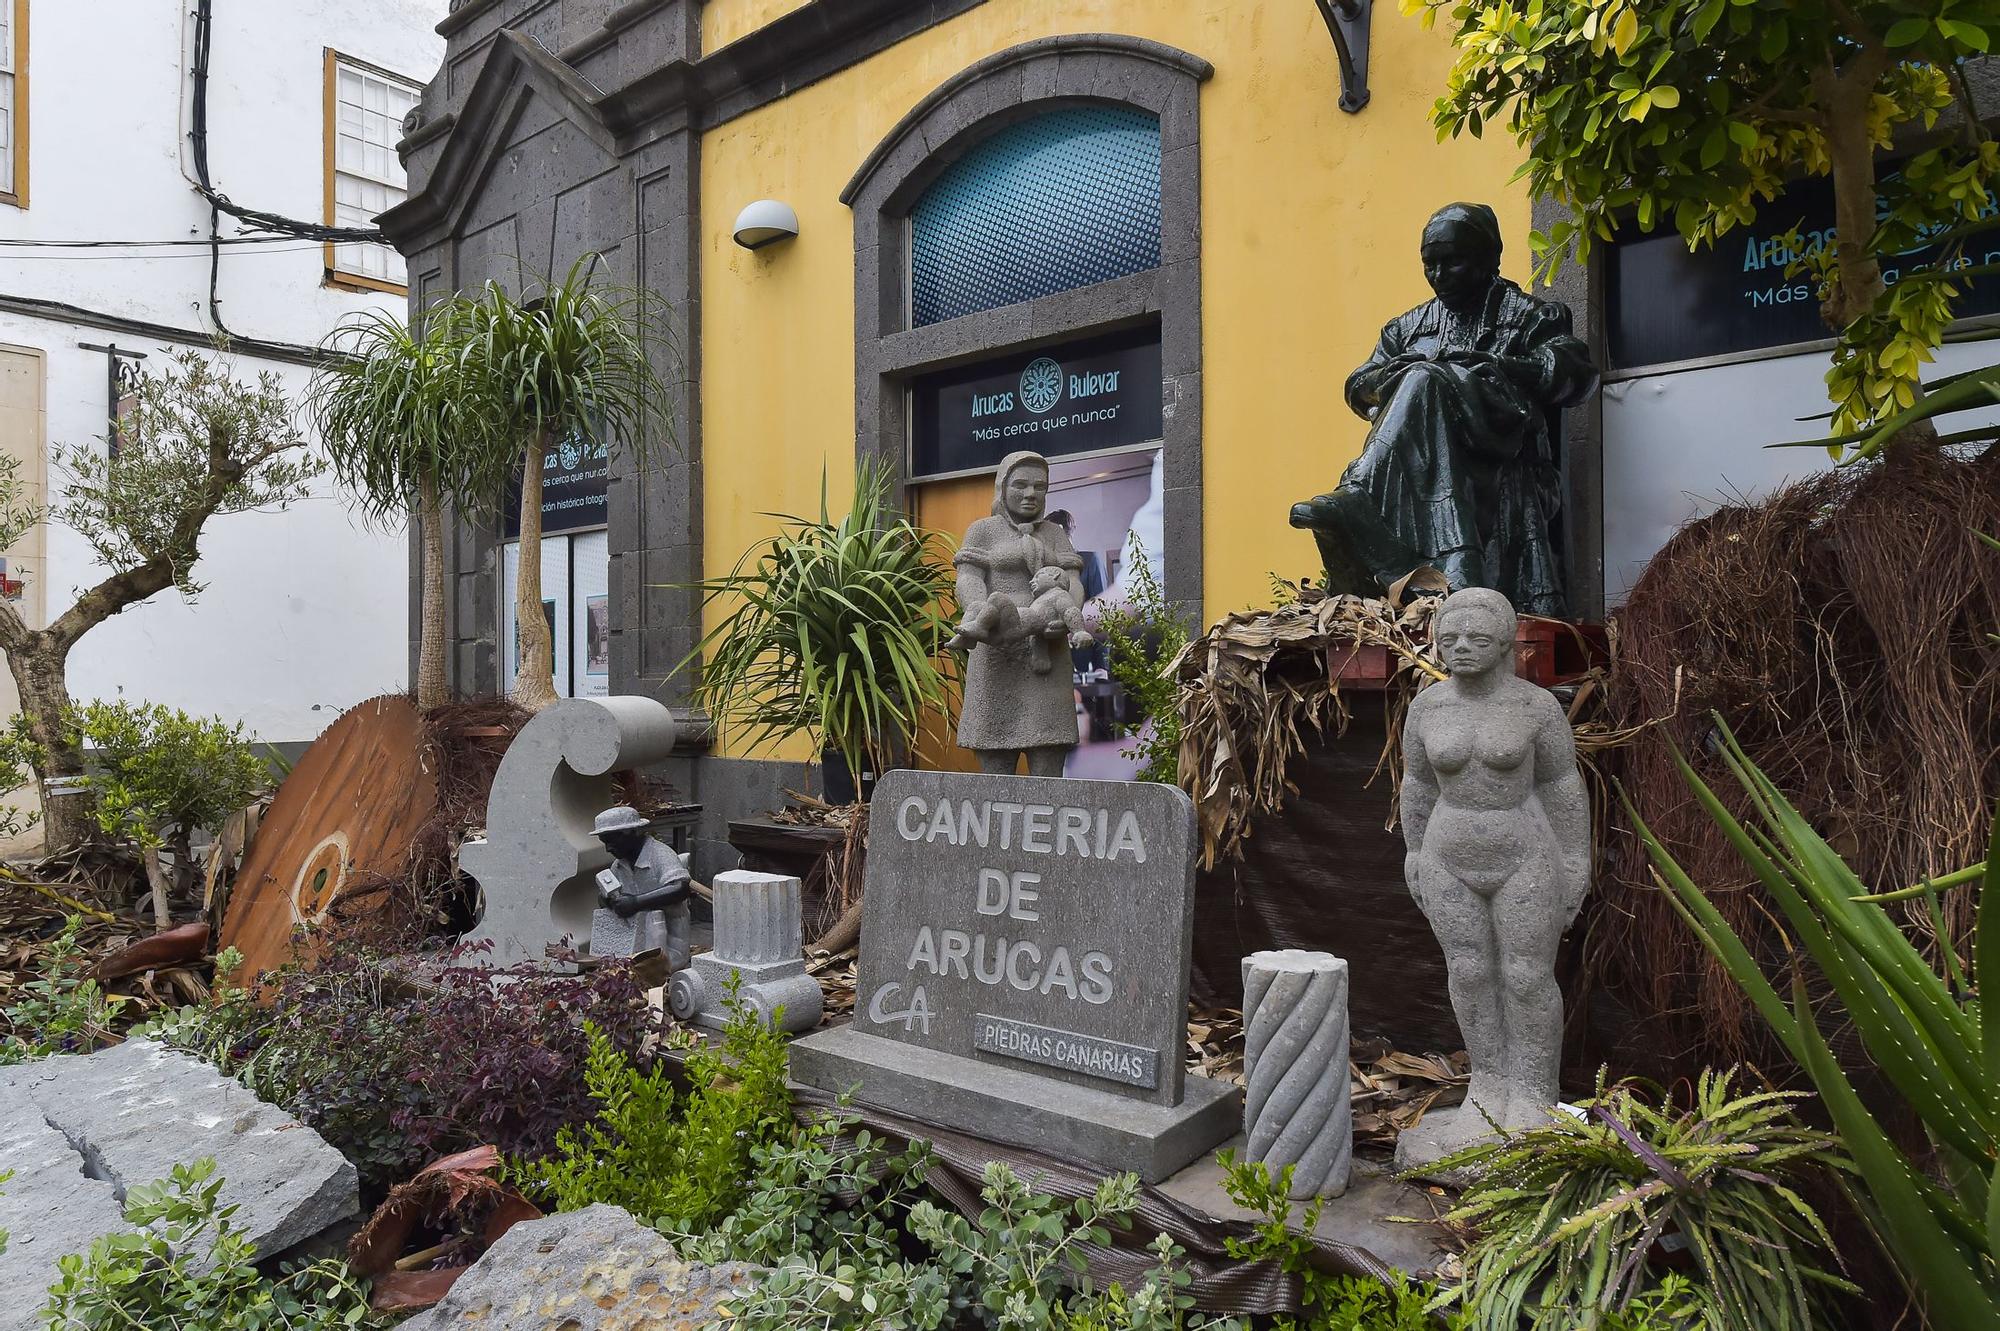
[1170,582,1442,868]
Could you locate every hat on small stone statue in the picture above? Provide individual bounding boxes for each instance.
[592,806,649,836]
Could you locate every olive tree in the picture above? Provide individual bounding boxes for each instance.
[1410,0,2000,450]
[0,349,320,852]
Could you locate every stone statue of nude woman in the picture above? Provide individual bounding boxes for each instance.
[1395,587,1589,1173]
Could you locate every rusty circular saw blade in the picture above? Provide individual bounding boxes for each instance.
[221,694,438,979]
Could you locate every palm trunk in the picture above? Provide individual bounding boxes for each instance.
[416,477,449,711]
[8,634,93,854]
[512,430,559,711]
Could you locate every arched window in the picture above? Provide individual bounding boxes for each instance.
[910,106,1162,327]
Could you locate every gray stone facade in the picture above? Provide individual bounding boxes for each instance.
[382,3,1219,871]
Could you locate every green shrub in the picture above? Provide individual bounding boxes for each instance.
[512,984,793,1232]
[1100,536,1187,785]
[1431,1067,1854,1331]
[1,916,121,1062]
[1218,1153,1463,1331]
[683,1108,933,1272]
[40,1157,382,1329]
[70,700,269,894]
[717,1155,1235,1331]
[0,715,42,841]
[909,1163,1147,1329]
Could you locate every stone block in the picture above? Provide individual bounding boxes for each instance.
[398,1203,763,1330]
[0,1041,357,1324]
[791,1026,1239,1184]
[1241,950,1352,1199]
[791,771,1239,1179]
[460,696,680,965]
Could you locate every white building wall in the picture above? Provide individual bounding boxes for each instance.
[1601,341,2000,603]
[0,0,443,743]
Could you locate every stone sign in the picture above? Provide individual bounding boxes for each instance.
[791,771,1238,1181]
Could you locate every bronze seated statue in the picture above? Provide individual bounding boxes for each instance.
[1290,202,1596,617]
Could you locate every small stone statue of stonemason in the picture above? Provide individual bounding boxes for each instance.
[1289,202,1596,616]
[1396,588,1589,1175]
[589,806,692,972]
[950,450,1088,776]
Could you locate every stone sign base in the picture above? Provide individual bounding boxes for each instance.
[792,1026,1240,1183]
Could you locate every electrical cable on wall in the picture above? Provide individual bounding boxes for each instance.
[187,0,402,338]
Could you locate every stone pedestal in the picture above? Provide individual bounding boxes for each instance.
[789,771,1239,1182]
[668,870,822,1034]
[1241,949,1352,1199]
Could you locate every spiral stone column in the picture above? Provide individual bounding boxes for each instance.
[669,870,823,1034]
[1240,949,1352,1199]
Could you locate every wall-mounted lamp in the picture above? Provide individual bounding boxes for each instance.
[732,199,800,250]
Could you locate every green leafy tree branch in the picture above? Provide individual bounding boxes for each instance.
[1409,0,2000,444]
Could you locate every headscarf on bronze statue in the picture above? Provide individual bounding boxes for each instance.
[1289,202,1597,617]
[948,450,1093,778]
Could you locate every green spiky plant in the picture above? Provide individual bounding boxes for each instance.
[1428,1068,1853,1330]
[679,461,957,795]
[307,306,514,709]
[1632,719,2000,1328]
[458,257,676,710]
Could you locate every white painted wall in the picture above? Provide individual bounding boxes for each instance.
[1600,340,2000,603]
[0,1,446,742]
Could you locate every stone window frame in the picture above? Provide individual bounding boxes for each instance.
[843,34,1212,617]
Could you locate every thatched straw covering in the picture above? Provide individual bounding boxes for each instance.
[1593,448,2000,1070]
[1170,583,1444,869]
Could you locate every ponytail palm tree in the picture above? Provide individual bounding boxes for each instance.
[308,306,513,709]
[459,258,675,710]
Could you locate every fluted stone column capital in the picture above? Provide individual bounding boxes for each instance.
[669,869,822,1034]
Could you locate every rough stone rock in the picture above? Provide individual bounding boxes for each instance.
[397,1203,763,1330]
[0,1040,357,1325]
[0,1076,124,1321]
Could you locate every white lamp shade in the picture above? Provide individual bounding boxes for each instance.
[732,199,800,250]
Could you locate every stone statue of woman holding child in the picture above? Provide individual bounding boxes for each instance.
[949,450,1093,776]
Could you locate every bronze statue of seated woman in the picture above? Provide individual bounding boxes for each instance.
[1289,202,1596,617]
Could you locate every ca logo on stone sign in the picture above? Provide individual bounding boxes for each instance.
[1020,358,1064,415]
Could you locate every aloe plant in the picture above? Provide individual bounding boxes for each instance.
[679,463,957,792]
[1430,1067,1853,1330]
[1630,719,2000,1328]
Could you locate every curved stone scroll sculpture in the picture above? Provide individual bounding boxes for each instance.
[459,697,678,966]
[1241,949,1353,1199]
[668,869,823,1034]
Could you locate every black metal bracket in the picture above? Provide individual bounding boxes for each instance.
[1314,0,1373,114]
[77,341,148,458]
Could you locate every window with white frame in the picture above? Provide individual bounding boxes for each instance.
[1,0,24,204]
[326,54,420,288]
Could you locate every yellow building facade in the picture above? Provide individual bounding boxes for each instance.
[390,0,1540,841]
[699,0,1532,633]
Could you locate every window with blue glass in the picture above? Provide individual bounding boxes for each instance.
[910,107,1162,328]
